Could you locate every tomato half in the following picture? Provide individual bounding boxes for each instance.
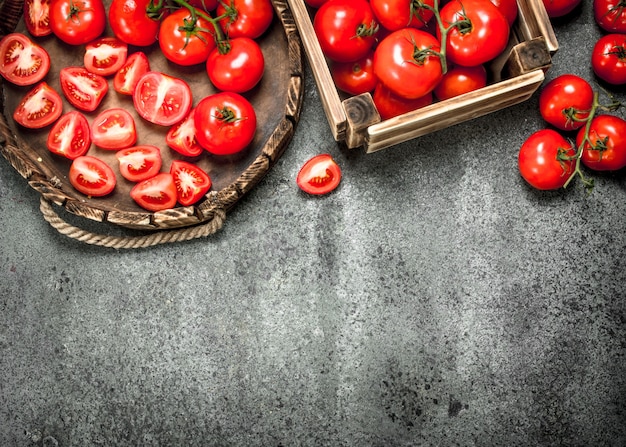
[539,74,594,131]
[170,160,212,206]
[216,0,274,39]
[59,66,108,112]
[0,33,50,86]
[578,114,626,171]
[373,82,433,120]
[91,108,137,150]
[109,0,163,46]
[158,8,216,66]
[296,153,342,195]
[370,0,434,32]
[165,108,204,157]
[46,111,91,159]
[113,51,151,96]
[133,71,192,126]
[594,0,626,33]
[84,37,128,77]
[518,129,576,190]
[49,0,106,45]
[330,51,377,96]
[69,155,116,197]
[206,37,264,93]
[130,172,178,211]
[115,145,162,182]
[541,0,581,18]
[433,64,487,101]
[13,82,63,129]
[591,34,626,85]
[24,0,52,37]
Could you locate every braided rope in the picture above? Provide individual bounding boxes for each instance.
[39,198,226,249]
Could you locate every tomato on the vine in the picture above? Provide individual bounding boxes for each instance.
[47,111,91,160]
[91,108,137,150]
[113,51,151,96]
[115,145,163,182]
[541,0,581,18]
[216,0,274,39]
[591,34,626,85]
[578,114,626,171]
[0,33,50,86]
[49,0,106,45]
[594,0,626,33]
[130,172,178,211]
[24,0,52,37]
[84,37,128,77]
[539,74,594,131]
[370,0,434,32]
[109,0,163,46]
[296,153,342,195]
[170,160,212,206]
[69,155,117,197]
[434,64,487,101]
[166,108,204,157]
[330,51,378,96]
[518,129,576,190]
[373,83,433,120]
[133,71,192,126]
[13,82,63,129]
[158,7,216,66]
[59,66,108,112]
[206,37,264,93]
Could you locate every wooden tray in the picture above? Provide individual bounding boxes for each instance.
[287,0,558,153]
[0,0,304,247]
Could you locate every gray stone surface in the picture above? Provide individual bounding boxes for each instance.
[1,3,625,446]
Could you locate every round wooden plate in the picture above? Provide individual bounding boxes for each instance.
[0,0,303,247]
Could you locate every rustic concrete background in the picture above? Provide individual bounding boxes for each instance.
[1,2,625,446]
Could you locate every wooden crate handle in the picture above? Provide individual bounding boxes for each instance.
[516,0,559,54]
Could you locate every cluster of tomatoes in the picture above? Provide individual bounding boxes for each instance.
[2,0,273,211]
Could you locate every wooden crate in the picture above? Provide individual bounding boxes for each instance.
[287,0,559,153]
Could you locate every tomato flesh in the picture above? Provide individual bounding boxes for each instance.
[130,172,178,211]
[297,154,342,195]
[166,108,204,157]
[0,33,50,86]
[113,51,150,96]
[59,66,108,112]
[84,37,128,76]
[13,82,63,129]
[133,71,192,126]
[116,145,162,182]
[170,160,212,206]
[47,111,91,160]
[69,155,117,197]
[24,0,52,36]
[91,108,137,150]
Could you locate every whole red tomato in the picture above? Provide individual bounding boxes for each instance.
[370,0,434,32]
[49,0,106,45]
[578,114,626,171]
[159,7,216,66]
[109,0,163,46]
[373,28,442,99]
[330,51,378,96]
[594,0,626,33]
[541,0,581,17]
[539,74,594,131]
[433,64,487,101]
[206,37,264,93]
[591,34,626,85]
[438,0,510,67]
[372,83,433,120]
[488,0,518,25]
[216,0,274,39]
[518,129,576,190]
[313,0,378,63]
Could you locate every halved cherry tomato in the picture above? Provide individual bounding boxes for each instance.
[0,33,50,86]
[13,82,63,129]
[130,172,178,211]
[518,129,576,190]
[158,7,216,66]
[24,0,52,37]
[133,71,192,126]
[113,51,151,96]
[434,64,487,101]
[91,108,137,150]
[59,66,108,112]
[84,37,128,76]
[297,153,342,195]
[47,111,91,159]
[372,83,433,120]
[115,145,162,182]
[216,0,275,39]
[330,51,378,96]
[109,0,163,46]
[166,108,203,157]
[206,37,264,93]
[49,0,106,45]
[539,74,594,131]
[69,155,116,197]
[578,114,626,171]
[170,159,212,206]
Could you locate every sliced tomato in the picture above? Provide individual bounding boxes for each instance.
[130,172,178,211]
[47,111,91,159]
[84,37,128,76]
[113,51,150,96]
[69,155,116,197]
[170,159,212,206]
[115,145,162,182]
[13,82,63,129]
[165,108,203,157]
[296,153,342,195]
[24,0,52,37]
[59,66,108,112]
[0,33,50,86]
[91,108,137,150]
[133,71,192,126]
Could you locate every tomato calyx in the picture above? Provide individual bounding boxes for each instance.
[146,0,167,20]
[355,20,379,39]
[605,43,626,59]
[178,15,214,48]
[65,0,92,23]
[214,106,241,124]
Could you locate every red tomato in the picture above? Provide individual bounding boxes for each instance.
[59,66,108,112]
[594,0,626,33]
[373,28,442,99]
[216,0,274,39]
[578,114,626,171]
[330,51,378,96]
[69,155,116,197]
[0,33,50,86]
[91,108,137,150]
[24,0,52,37]
[488,0,517,26]
[438,0,510,67]
[13,82,63,129]
[518,129,576,190]
[109,0,163,46]
[165,108,204,157]
[188,0,219,11]
[541,0,581,17]
[434,64,487,101]
[194,91,257,155]
[115,145,162,182]
[206,37,264,93]
[158,8,216,66]
[370,0,434,32]
[304,0,328,8]
[113,51,151,96]
[133,71,192,126]
[373,82,433,120]
[84,37,128,77]
[296,153,342,195]
[591,34,626,85]
[313,0,379,63]
[170,159,212,206]
[130,172,178,211]
[49,0,106,45]
[46,111,91,160]
[539,74,594,131]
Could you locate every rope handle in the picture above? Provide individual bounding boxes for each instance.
[39,197,227,249]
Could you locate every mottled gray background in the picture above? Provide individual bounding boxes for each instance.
[1,3,625,446]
